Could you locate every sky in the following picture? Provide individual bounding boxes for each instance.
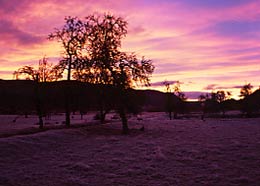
[1,0,260,100]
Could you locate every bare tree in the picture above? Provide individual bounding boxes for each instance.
[48,17,87,127]
[164,81,186,120]
[81,14,154,133]
[173,81,187,101]
[14,57,63,82]
[172,81,186,118]
[14,57,62,129]
[216,90,231,116]
[164,81,173,120]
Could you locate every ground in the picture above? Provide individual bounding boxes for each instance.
[0,112,260,186]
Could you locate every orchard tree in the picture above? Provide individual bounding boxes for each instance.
[13,57,62,129]
[215,90,231,116]
[13,57,63,82]
[240,83,253,98]
[173,81,187,101]
[172,81,186,118]
[164,81,186,120]
[82,14,154,133]
[48,17,88,127]
[164,81,174,120]
[240,83,254,117]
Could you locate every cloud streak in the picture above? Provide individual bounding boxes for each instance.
[0,19,43,45]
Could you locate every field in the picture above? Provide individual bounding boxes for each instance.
[1,112,260,186]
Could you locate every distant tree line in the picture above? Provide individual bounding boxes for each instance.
[197,83,260,118]
[161,80,260,120]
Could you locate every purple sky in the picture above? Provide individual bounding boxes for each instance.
[1,0,260,99]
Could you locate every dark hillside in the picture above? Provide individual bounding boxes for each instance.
[0,80,181,114]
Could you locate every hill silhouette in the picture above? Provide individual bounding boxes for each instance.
[0,80,180,115]
[1,80,259,116]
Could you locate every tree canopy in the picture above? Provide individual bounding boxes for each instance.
[49,13,154,89]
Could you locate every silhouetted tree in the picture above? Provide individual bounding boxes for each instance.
[164,81,174,120]
[215,90,231,117]
[173,81,187,101]
[13,57,62,129]
[48,17,87,81]
[198,94,209,120]
[80,13,154,133]
[48,17,87,127]
[173,81,187,118]
[240,83,254,117]
[164,81,186,119]
[13,57,63,82]
[240,83,253,98]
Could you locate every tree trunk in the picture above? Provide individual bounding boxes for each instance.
[169,111,172,120]
[38,114,44,129]
[36,101,44,129]
[98,86,107,124]
[119,108,129,134]
[64,81,71,127]
[100,105,105,124]
[67,55,72,81]
[65,94,70,127]
[64,54,72,127]
[80,112,84,120]
[35,81,44,129]
[117,86,129,134]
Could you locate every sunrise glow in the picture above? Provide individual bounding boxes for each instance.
[1,0,260,100]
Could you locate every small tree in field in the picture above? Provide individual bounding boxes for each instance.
[198,94,209,120]
[14,57,63,82]
[13,57,62,128]
[164,81,173,120]
[164,81,186,120]
[240,83,254,117]
[215,90,231,116]
[173,81,187,101]
[172,81,186,118]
